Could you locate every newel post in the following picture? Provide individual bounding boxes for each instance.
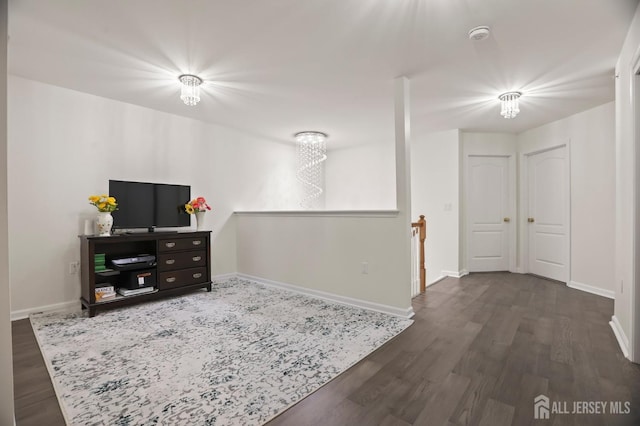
[418,215,426,292]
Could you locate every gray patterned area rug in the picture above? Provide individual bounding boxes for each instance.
[31,278,412,425]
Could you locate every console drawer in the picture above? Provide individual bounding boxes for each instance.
[158,237,206,252]
[157,250,206,271]
[158,267,208,290]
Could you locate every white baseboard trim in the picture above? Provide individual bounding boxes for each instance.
[11,300,80,321]
[427,275,447,287]
[568,280,615,299]
[609,315,630,359]
[11,274,234,322]
[442,270,469,279]
[513,267,525,274]
[12,273,416,321]
[211,273,238,283]
[237,273,415,319]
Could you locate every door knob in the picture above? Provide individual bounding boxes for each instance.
[503,217,510,223]
[528,217,535,223]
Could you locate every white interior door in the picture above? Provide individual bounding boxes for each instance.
[467,156,511,272]
[527,146,568,282]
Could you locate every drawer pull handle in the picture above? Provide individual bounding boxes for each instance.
[192,240,202,246]
[192,256,202,262]
[165,242,176,248]
[166,277,176,283]
[165,259,175,265]
[193,273,202,279]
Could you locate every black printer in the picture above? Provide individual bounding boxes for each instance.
[111,254,157,290]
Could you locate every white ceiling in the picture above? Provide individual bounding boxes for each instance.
[8,0,639,148]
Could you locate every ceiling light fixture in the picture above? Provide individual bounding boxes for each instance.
[499,91,522,119]
[295,131,328,209]
[179,74,203,106]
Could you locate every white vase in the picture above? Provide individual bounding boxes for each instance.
[96,212,113,236]
[195,211,205,231]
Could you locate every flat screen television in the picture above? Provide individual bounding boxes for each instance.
[109,180,191,231]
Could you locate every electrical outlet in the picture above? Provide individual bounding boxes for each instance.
[69,261,80,275]
[361,262,369,274]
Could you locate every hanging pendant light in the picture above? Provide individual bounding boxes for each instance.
[295,131,328,209]
[499,91,522,119]
[179,74,203,106]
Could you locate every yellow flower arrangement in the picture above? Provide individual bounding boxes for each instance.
[88,194,118,212]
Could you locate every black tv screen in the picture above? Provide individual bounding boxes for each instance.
[109,180,191,229]
[154,184,191,227]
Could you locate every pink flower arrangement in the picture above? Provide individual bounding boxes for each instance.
[185,196,212,214]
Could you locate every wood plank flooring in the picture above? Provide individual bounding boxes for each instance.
[12,314,66,425]
[12,272,640,425]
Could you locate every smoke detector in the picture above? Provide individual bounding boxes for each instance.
[468,26,490,41]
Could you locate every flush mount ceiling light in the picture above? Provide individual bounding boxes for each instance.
[179,74,203,106]
[468,26,490,41]
[498,91,522,119]
[295,131,328,209]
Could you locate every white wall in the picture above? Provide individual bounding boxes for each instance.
[614,1,640,360]
[8,76,298,316]
[462,133,517,155]
[235,212,412,315]
[461,132,517,272]
[517,103,616,297]
[411,129,462,284]
[0,0,14,421]
[324,142,396,210]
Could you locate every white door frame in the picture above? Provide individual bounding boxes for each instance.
[464,153,517,273]
[519,141,571,283]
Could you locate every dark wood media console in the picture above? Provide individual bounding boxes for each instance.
[79,231,212,317]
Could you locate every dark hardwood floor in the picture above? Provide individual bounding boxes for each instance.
[12,313,66,425]
[12,272,640,425]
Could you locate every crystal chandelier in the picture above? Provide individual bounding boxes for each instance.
[499,91,521,119]
[295,131,328,209]
[179,74,203,106]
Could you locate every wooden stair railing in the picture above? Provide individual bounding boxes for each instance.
[411,215,426,293]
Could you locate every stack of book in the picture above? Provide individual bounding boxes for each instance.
[117,287,156,297]
[95,285,116,302]
[94,253,106,272]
